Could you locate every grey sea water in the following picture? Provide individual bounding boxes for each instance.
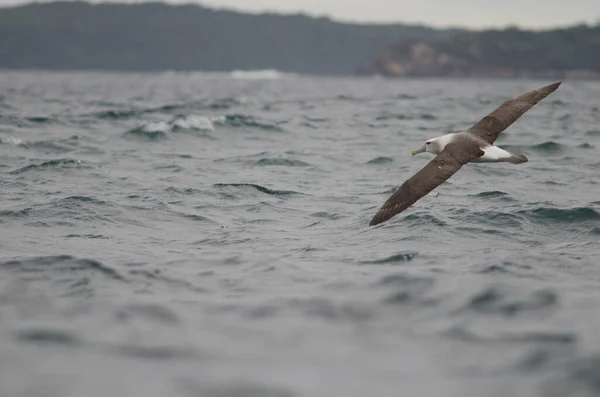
[1,71,599,397]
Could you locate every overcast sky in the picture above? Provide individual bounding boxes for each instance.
[1,0,599,29]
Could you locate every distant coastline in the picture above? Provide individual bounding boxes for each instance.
[357,26,600,79]
[1,1,599,78]
[0,1,447,75]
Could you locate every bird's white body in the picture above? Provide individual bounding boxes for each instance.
[420,132,518,163]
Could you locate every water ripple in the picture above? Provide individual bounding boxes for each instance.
[366,156,393,164]
[2,73,599,397]
[9,158,83,174]
[15,328,83,347]
[461,286,558,316]
[1,255,126,282]
[255,158,310,167]
[213,183,305,196]
[518,206,600,223]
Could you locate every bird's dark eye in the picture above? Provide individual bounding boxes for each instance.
[426,142,431,145]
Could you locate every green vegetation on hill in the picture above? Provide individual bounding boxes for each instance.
[361,24,600,78]
[0,1,449,74]
[439,25,600,71]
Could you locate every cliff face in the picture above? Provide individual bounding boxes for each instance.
[359,26,600,79]
[359,41,473,77]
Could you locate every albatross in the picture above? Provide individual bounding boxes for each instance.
[369,81,561,227]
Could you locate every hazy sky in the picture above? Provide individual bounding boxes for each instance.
[1,0,599,29]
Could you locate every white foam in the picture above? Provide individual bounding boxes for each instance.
[0,136,23,146]
[172,115,215,131]
[230,69,284,80]
[142,121,170,133]
[135,114,232,137]
[210,115,227,125]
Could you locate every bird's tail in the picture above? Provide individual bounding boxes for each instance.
[505,153,528,164]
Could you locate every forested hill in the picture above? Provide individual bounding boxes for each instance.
[0,1,450,74]
[360,24,600,78]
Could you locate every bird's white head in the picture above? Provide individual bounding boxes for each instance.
[411,134,454,156]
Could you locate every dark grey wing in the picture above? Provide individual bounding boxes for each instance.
[369,140,483,226]
[467,82,561,144]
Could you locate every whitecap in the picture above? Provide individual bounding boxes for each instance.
[230,69,285,80]
[0,136,23,146]
[172,115,215,131]
[142,121,170,133]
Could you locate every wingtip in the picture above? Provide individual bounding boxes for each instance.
[369,207,395,227]
[548,81,562,90]
[537,81,561,97]
[368,210,385,226]
[368,217,380,227]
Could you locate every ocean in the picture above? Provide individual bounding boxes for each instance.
[1,70,599,397]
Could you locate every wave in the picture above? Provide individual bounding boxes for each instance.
[0,114,60,127]
[375,113,436,121]
[65,234,110,239]
[124,122,171,140]
[471,190,510,199]
[285,297,372,322]
[1,135,82,156]
[361,251,419,265]
[310,211,343,220]
[375,273,436,306]
[92,98,249,120]
[171,115,221,131]
[124,113,283,140]
[542,354,600,396]
[397,93,418,100]
[9,158,83,174]
[0,136,23,146]
[202,97,247,110]
[124,115,223,140]
[220,114,283,131]
[529,141,565,152]
[16,328,83,346]
[400,212,447,227]
[230,69,286,80]
[366,156,393,164]
[443,325,575,346]
[25,116,55,124]
[0,195,136,228]
[213,183,305,196]
[469,191,516,203]
[451,206,598,229]
[1,254,125,281]
[460,211,524,228]
[255,158,310,167]
[518,206,600,223]
[95,109,142,120]
[461,286,558,316]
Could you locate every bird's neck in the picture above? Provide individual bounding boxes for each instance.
[434,133,457,152]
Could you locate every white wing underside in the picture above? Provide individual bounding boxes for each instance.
[471,145,514,163]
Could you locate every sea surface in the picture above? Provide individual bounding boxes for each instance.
[1,71,599,397]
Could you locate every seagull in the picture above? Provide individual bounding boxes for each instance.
[369,81,561,227]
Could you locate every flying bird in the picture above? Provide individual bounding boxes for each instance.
[369,81,561,227]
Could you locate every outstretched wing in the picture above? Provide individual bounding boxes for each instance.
[369,140,483,226]
[467,82,561,144]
